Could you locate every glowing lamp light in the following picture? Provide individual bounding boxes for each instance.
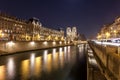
[105,32,110,38]
[5,29,7,32]
[1,33,4,36]
[43,41,47,45]
[114,30,116,33]
[53,41,56,45]
[59,41,62,44]
[30,41,35,45]
[7,41,15,46]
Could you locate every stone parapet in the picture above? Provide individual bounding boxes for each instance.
[88,41,120,80]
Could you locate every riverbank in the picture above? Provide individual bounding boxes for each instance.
[87,45,106,80]
[0,41,73,56]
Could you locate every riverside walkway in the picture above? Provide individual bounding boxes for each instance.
[88,41,120,80]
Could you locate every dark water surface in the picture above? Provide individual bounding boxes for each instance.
[0,44,87,80]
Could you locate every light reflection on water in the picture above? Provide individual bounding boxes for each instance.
[43,50,48,72]
[0,65,5,80]
[35,56,42,77]
[21,59,30,80]
[59,48,64,68]
[30,53,35,77]
[46,54,52,72]
[52,50,59,69]
[68,46,71,62]
[0,46,82,80]
[7,58,15,80]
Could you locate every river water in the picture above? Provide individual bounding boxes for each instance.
[0,44,87,80]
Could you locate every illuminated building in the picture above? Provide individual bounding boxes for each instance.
[66,27,72,41]
[66,27,77,41]
[97,17,120,39]
[72,27,77,40]
[0,12,64,41]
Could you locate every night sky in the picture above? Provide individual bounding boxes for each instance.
[0,0,120,38]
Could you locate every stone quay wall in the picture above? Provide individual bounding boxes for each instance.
[0,41,73,55]
[88,41,120,80]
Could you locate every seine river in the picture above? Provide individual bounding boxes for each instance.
[0,44,87,80]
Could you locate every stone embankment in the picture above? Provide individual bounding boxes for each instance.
[0,41,73,56]
[88,41,120,80]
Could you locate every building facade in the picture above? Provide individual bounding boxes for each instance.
[0,12,64,41]
[97,17,120,40]
[66,27,77,41]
